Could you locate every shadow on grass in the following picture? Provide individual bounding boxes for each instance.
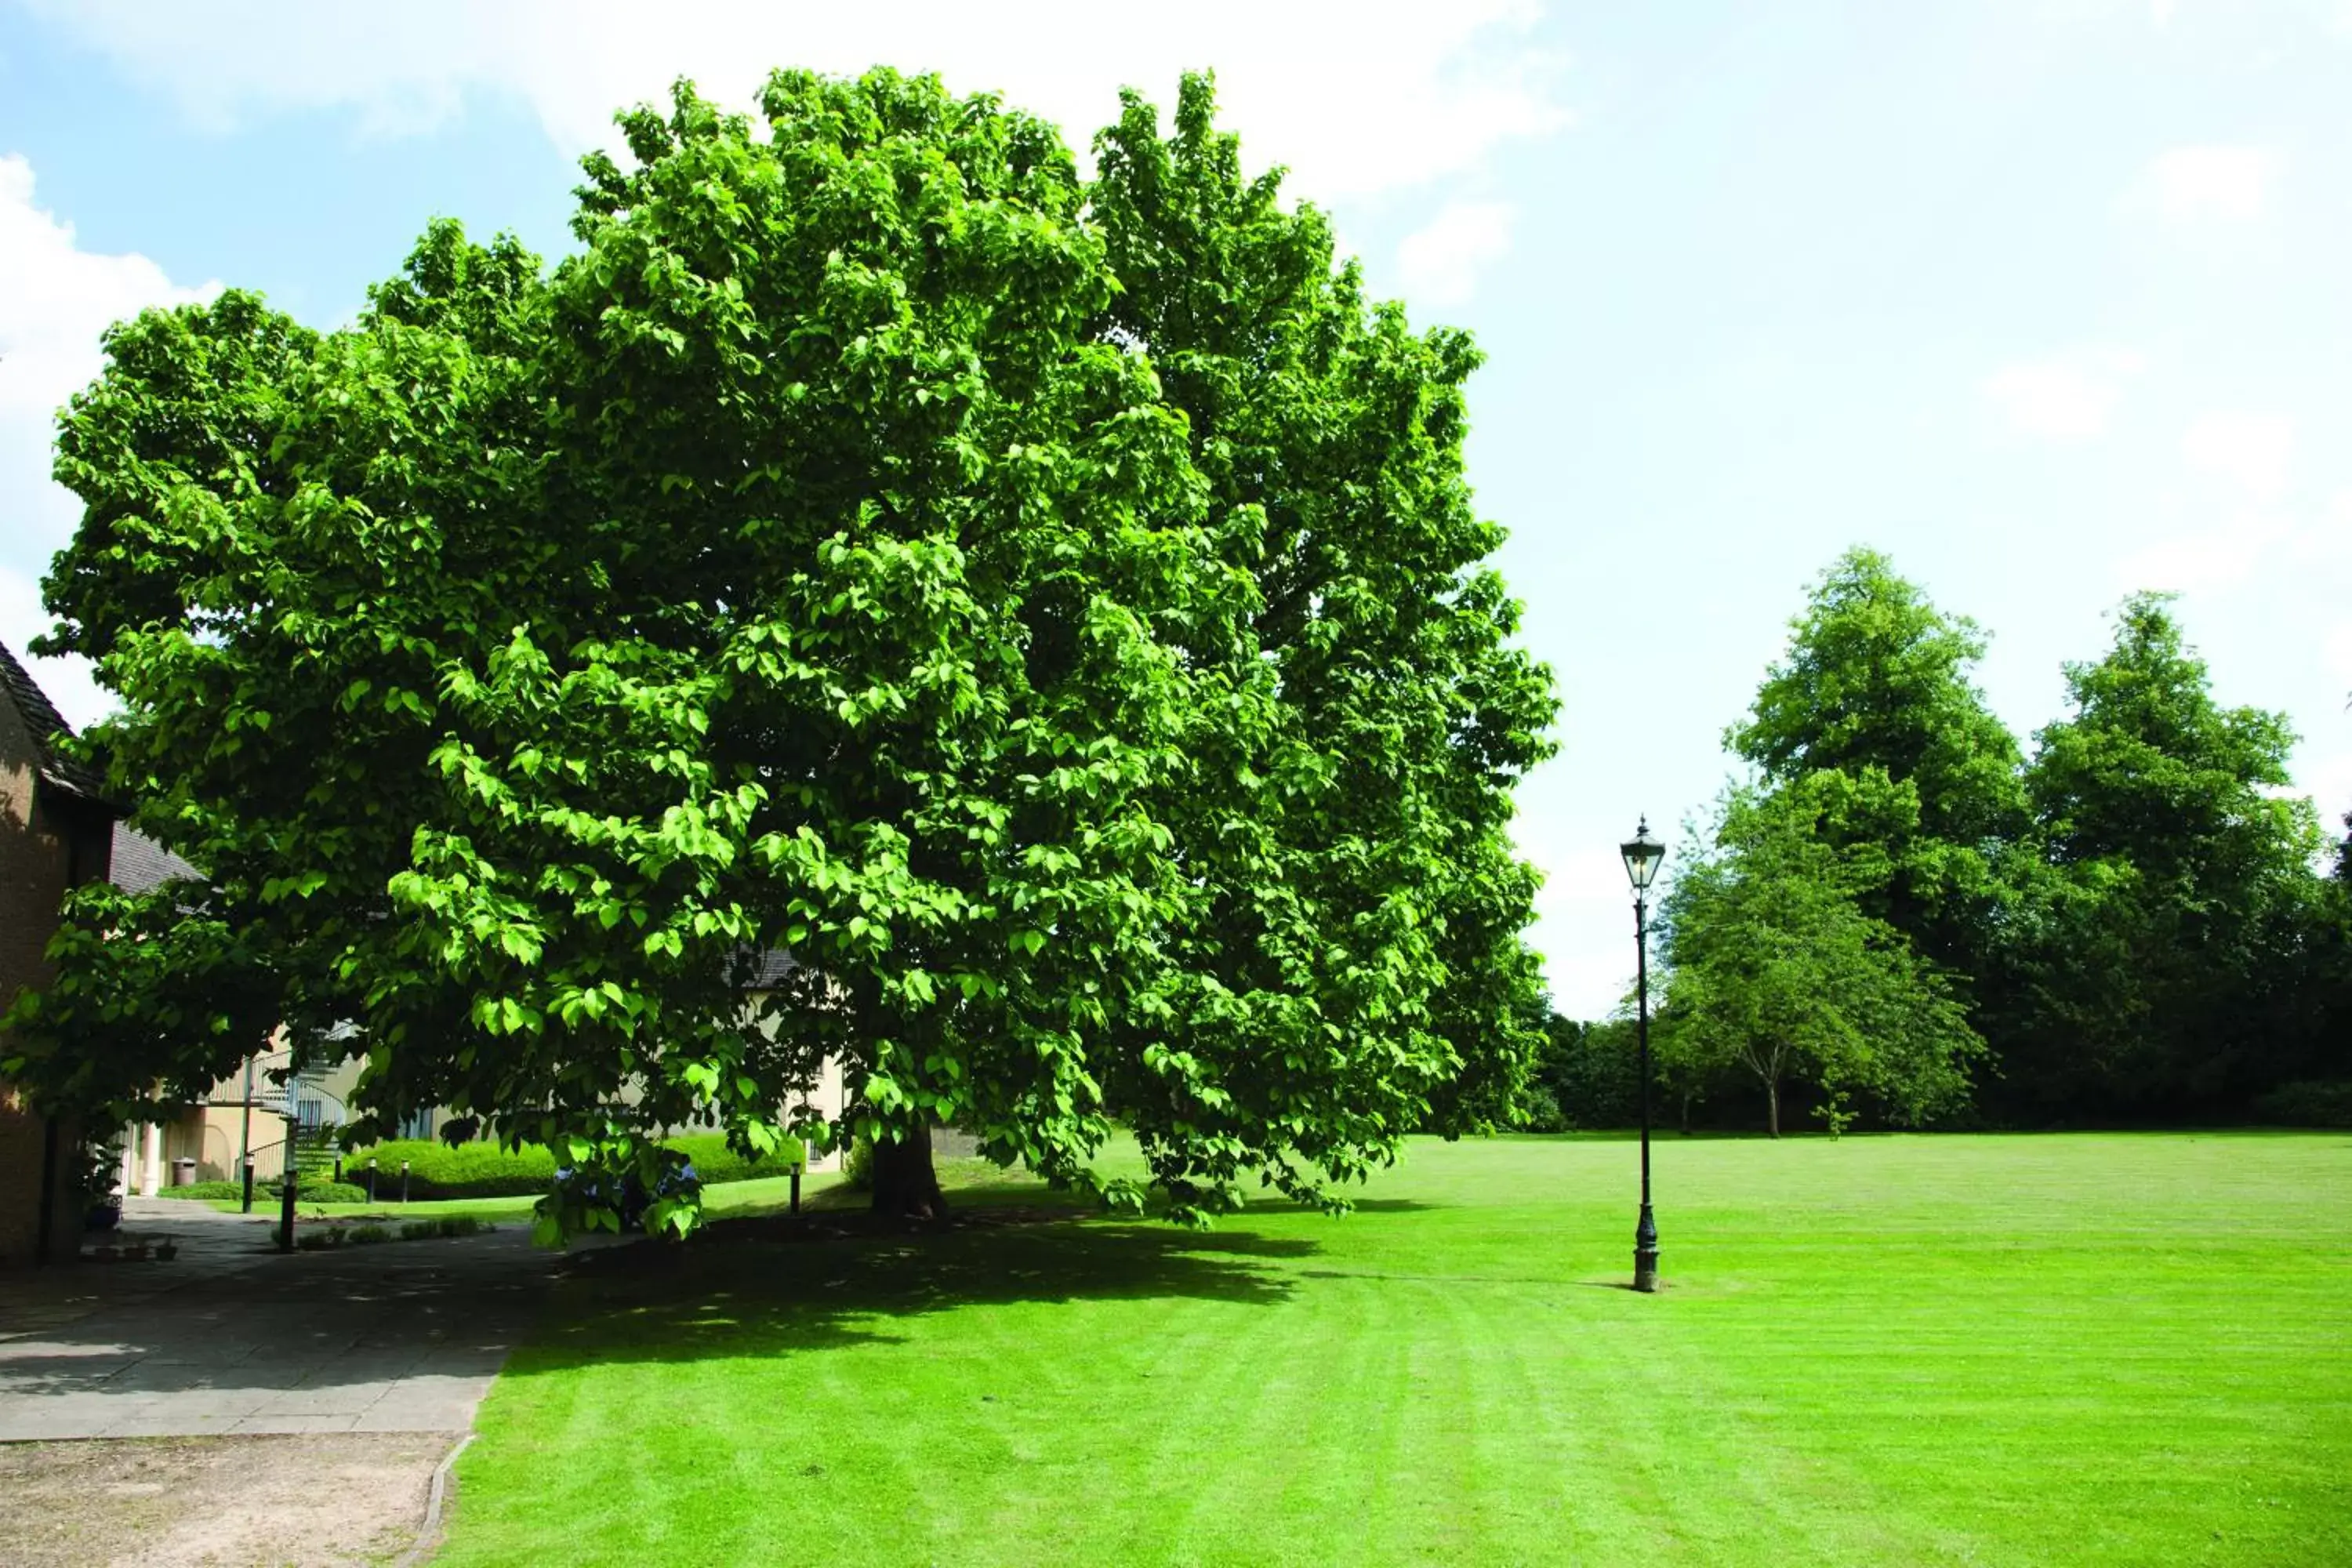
[513,1214,1318,1376]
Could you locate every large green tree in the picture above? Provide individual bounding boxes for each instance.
[2000,594,2333,1113]
[1730,548,2025,983]
[5,68,1554,1232]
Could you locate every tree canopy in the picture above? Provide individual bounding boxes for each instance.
[3,69,1555,1234]
[1730,547,2024,981]
[1998,593,2334,1113]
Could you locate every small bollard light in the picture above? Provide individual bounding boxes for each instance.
[400,1160,410,1205]
[241,1156,256,1214]
[278,1163,299,1252]
[790,1165,802,1216]
[334,1153,344,1184]
[366,1157,377,1203]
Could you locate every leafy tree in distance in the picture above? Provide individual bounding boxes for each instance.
[1657,781,1983,1137]
[4,69,1555,1232]
[2002,594,2332,1113]
[1730,548,2025,983]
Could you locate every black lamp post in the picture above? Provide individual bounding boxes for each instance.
[1621,817,1666,1294]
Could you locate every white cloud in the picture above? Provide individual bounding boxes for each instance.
[2118,514,2288,592]
[21,0,1570,206]
[2183,411,2296,502]
[0,565,110,728]
[2324,623,2352,687]
[2128,144,2281,223]
[1396,200,1517,308]
[0,154,218,731]
[2121,482,2352,601]
[1982,348,2144,441]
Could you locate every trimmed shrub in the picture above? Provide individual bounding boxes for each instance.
[344,1132,805,1200]
[347,1224,392,1245]
[348,1139,557,1200]
[154,1181,248,1202]
[660,1131,806,1184]
[840,1132,875,1192]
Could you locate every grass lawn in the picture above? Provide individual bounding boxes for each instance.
[436,1132,2352,1566]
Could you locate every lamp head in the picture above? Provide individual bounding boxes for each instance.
[1621,818,1665,892]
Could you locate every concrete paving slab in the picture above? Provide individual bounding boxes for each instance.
[0,1222,558,1441]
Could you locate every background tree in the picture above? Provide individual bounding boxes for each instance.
[1998,594,2332,1115]
[6,68,1555,1232]
[1519,1013,1643,1131]
[1730,548,2025,986]
[1657,782,1982,1136]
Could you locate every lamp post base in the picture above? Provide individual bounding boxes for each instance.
[1634,1203,1660,1294]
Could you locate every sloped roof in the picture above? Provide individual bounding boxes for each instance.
[110,820,202,893]
[0,638,109,802]
[739,947,801,989]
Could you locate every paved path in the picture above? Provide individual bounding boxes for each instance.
[0,1201,557,1441]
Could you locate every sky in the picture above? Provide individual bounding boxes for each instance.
[3,0,2348,1018]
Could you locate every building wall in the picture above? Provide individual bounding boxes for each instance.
[0,695,100,1265]
[159,1105,287,1184]
[745,988,848,1171]
[801,1051,847,1171]
[154,1017,851,1185]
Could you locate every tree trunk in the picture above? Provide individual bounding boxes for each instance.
[869,1129,946,1219]
[1767,1079,1780,1139]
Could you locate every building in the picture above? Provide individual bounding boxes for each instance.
[0,642,275,1249]
[108,826,276,1192]
[0,640,115,1264]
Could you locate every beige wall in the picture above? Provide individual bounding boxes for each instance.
[799,1051,847,1171]
[745,988,848,1171]
[161,1105,287,1184]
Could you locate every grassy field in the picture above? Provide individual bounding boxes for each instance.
[436,1133,2352,1566]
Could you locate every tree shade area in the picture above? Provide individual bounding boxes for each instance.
[432,1134,2352,1566]
[0,70,1554,1233]
[1581,550,2350,1137]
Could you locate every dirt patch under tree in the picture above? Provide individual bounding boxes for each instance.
[0,1432,454,1566]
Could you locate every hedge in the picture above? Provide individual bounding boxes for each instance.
[154,1181,249,1202]
[343,1131,806,1200]
[154,1178,369,1203]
